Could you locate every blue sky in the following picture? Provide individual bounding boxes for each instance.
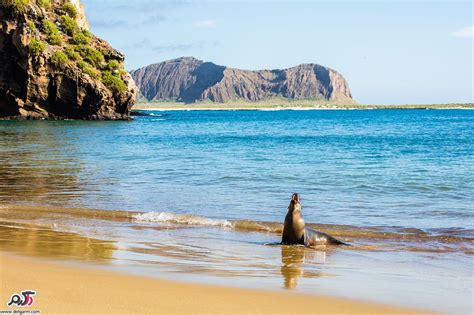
[82,0,473,104]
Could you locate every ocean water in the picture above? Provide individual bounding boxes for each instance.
[0,109,473,313]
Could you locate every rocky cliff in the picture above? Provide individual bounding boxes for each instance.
[131,57,354,104]
[0,0,136,119]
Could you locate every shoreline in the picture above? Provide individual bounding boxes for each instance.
[0,253,430,314]
[132,102,474,111]
[0,202,470,313]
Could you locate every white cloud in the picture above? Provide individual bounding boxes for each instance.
[195,20,218,29]
[451,26,474,39]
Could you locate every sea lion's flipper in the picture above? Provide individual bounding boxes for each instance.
[328,237,351,246]
[304,227,350,246]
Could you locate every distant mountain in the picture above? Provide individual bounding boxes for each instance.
[130,57,355,104]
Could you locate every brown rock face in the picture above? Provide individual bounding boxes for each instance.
[131,57,354,104]
[0,0,136,120]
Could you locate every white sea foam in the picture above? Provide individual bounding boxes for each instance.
[133,212,233,228]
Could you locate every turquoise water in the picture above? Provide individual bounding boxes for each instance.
[0,109,473,313]
[1,109,473,230]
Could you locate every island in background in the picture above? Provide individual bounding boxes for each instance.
[131,57,472,111]
[131,56,355,106]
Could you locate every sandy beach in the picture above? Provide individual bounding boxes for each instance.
[0,253,429,314]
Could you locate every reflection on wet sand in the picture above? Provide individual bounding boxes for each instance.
[280,245,326,289]
[0,221,115,261]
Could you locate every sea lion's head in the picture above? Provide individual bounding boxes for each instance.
[288,193,302,213]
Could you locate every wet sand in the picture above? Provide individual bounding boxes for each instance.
[0,253,429,314]
[0,204,471,313]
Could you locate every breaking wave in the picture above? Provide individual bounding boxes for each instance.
[133,212,233,228]
[1,205,473,254]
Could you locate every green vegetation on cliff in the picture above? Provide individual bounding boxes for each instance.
[60,2,77,18]
[72,30,91,44]
[0,0,136,119]
[0,0,30,14]
[26,19,36,29]
[60,14,78,36]
[64,45,80,60]
[28,38,45,56]
[50,51,68,67]
[75,45,103,67]
[37,0,50,9]
[42,19,62,45]
[1,0,130,97]
[102,71,127,93]
[77,61,100,79]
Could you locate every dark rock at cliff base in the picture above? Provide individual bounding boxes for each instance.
[131,57,354,104]
[130,110,151,116]
[0,0,137,120]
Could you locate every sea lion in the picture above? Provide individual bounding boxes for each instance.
[282,193,349,246]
